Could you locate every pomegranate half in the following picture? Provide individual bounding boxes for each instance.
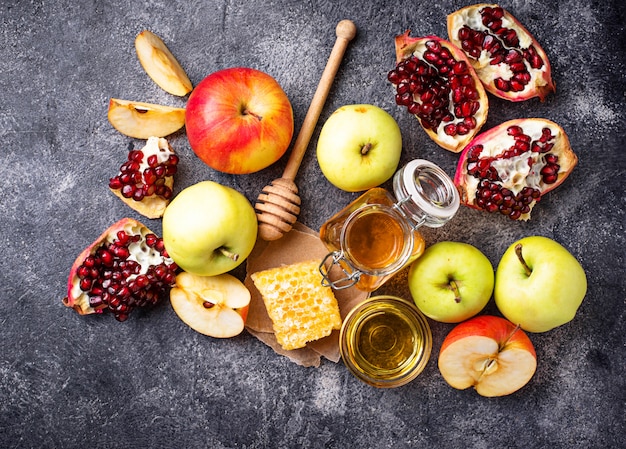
[63,218,178,321]
[389,32,489,153]
[454,118,577,221]
[447,4,555,102]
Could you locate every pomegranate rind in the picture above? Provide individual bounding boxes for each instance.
[62,218,175,317]
[447,4,556,102]
[393,32,489,152]
[135,30,193,97]
[454,118,578,220]
[107,98,186,139]
[109,137,176,219]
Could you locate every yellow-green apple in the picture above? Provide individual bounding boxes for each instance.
[107,98,186,139]
[408,241,494,323]
[316,104,402,192]
[438,315,537,397]
[170,272,250,338]
[185,67,294,174]
[494,236,587,333]
[135,30,193,97]
[162,181,258,276]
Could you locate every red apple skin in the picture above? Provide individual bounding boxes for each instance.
[440,315,536,355]
[186,67,294,174]
[438,315,537,397]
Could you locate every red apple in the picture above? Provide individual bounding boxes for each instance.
[185,67,294,174]
[438,315,537,397]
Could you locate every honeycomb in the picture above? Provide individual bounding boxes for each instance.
[251,260,342,350]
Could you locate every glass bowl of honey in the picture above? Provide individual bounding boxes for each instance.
[339,295,432,388]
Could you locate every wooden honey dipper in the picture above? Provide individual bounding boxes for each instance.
[255,19,357,241]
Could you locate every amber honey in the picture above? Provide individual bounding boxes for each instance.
[340,296,432,388]
[344,208,405,270]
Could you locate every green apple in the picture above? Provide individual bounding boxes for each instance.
[316,104,402,192]
[408,241,494,323]
[494,236,587,333]
[162,181,258,276]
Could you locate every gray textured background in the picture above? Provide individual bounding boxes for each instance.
[1,0,625,448]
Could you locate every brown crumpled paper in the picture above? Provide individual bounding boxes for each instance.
[244,222,370,367]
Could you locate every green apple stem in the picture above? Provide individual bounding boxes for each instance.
[515,243,532,277]
[219,247,240,262]
[448,279,462,303]
[361,142,372,155]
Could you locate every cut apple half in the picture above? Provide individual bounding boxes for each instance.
[170,272,250,338]
[438,315,537,397]
[108,98,186,139]
[135,30,192,96]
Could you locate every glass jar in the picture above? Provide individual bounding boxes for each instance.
[319,159,459,291]
[339,295,432,388]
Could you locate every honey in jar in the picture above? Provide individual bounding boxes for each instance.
[319,159,459,291]
[339,295,432,388]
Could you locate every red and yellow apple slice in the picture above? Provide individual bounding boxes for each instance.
[170,272,250,338]
[438,315,537,397]
[135,30,193,97]
[107,98,186,139]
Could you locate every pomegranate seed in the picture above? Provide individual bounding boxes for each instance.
[129,150,144,162]
[509,62,526,73]
[444,124,457,136]
[119,173,133,185]
[109,178,123,189]
[505,49,522,64]
[121,185,134,199]
[147,154,159,167]
[111,246,130,259]
[503,30,519,47]
[494,78,510,91]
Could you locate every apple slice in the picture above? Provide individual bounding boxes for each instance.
[438,315,537,397]
[108,98,186,139]
[170,272,250,338]
[135,30,192,96]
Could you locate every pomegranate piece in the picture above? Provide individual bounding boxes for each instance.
[454,118,577,221]
[109,137,178,219]
[63,218,178,321]
[389,32,489,153]
[447,4,555,102]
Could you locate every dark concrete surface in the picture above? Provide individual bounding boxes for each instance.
[1,0,625,448]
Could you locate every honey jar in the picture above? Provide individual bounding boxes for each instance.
[319,159,459,291]
[339,295,432,388]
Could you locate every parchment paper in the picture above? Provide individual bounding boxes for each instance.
[244,222,369,367]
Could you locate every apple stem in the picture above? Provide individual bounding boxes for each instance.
[241,105,262,121]
[219,247,239,262]
[361,142,372,155]
[515,243,532,277]
[449,279,462,303]
[500,323,522,350]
